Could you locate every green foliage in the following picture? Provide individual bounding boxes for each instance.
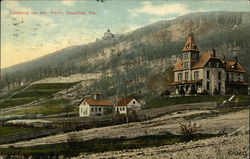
[0,127,36,136]
[0,97,40,109]
[144,95,234,109]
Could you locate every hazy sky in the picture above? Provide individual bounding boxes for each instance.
[1,0,250,69]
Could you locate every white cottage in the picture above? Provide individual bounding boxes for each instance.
[78,94,113,117]
[115,98,141,114]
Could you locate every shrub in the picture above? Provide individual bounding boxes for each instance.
[179,121,201,141]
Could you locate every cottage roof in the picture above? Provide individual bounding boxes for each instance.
[79,98,113,107]
[116,98,134,106]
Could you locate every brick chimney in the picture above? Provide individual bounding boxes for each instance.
[211,49,216,58]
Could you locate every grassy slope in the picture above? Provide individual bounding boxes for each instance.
[144,95,250,109]
[0,83,77,110]
[0,127,36,136]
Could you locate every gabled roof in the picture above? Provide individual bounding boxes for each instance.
[173,52,224,71]
[224,61,246,73]
[116,98,135,106]
[79,98,113,107]
[182,33,199,52]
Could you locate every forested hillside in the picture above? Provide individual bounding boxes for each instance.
[1,11,250,97]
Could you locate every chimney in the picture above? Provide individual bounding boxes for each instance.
[211,49,216,58]
[93,91,101,100]
[235,56,238,64]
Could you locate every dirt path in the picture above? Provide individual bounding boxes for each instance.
[73,134,249,159]
[0,109,248,149]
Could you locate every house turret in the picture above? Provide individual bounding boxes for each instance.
[182,33,200,69]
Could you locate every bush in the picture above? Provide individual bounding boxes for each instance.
[179,121,202,141]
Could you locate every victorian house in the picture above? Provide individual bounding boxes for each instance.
[169,33,248,95]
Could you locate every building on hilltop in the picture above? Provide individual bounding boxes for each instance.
[169,33,248,95]
[102,29,114,40]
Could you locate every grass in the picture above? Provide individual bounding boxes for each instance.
[0,126,36,136]
[0,97,40,109]
[0,85,28,100]
[26,83,77,90]
[40,99,71,107]
[144,95,250,109]
[0,133,219,157]
[11,89,62,98]
[183,107,248,120]
[3,105,76,116]
[0,82,78,110]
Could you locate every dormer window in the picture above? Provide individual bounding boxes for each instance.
[231,65,235,69]
[208,62,211,67]
[193,45,197,49]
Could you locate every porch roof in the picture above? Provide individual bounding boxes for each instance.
[169,80,202,86]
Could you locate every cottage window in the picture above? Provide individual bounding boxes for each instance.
[178,73,183,81]
[207,71,210,79]
[185,72,189,80]
[194,71,199,80]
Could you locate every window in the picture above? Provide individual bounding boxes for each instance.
[218,82,221,92]
[185,72,189,80]
[194,71,199,80]
[218,71,221,80]
[184,53,189,59]
[237,74,241,82]
[91,108,94,112]
[178,73,183,81]
[207,81,210,91]
[208,62,211,67]
[216,63,219,68]
[99,108,102,112]
[226,73,229,81]
[133,101,136,104]
[207,71,210,79]
[184,62,189,69]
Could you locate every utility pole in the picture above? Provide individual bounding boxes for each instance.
[124,79,129,124]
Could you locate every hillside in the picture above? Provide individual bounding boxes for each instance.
[1,11,250,99]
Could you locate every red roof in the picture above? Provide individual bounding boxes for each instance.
[174,52,213,71]
[82,98,113,107]
[224,61,246,73]
[116,98,134,106]
[182,33,199,52]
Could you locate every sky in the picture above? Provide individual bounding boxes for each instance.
[1,0,250,69]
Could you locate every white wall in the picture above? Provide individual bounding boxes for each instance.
[79,101,90,117]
